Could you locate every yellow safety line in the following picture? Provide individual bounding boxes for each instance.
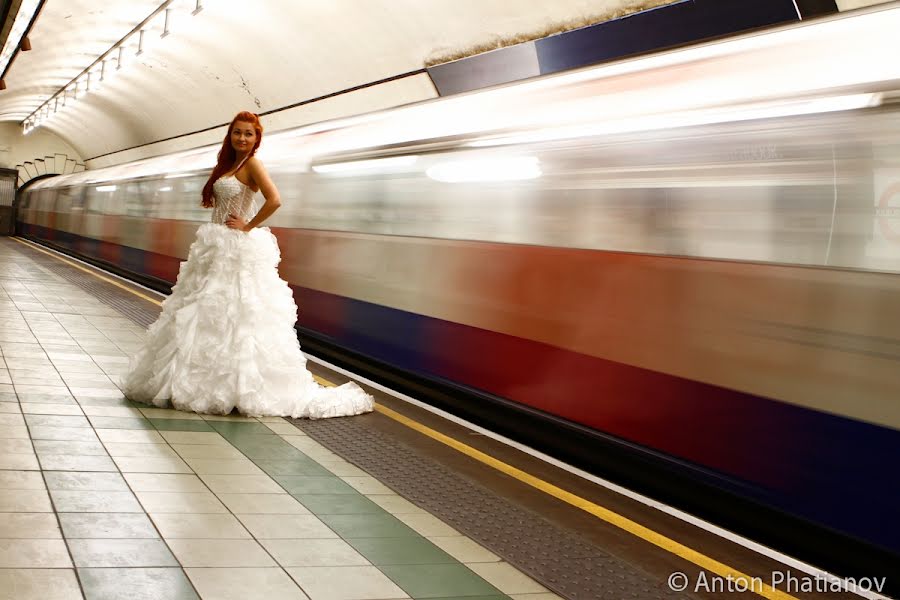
[18,236,797,600]
[12,237,163,306]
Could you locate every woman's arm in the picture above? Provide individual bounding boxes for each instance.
[225,157,282,231]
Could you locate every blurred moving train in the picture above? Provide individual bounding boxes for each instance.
[17,4,900,580]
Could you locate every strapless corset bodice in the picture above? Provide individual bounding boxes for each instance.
[211,176,259,224]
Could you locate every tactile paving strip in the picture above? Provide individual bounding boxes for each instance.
[9,240,159,328]
[291,415,681,600]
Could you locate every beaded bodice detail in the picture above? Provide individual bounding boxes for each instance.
[211,176,259,225]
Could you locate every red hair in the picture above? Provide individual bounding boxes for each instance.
[201,111,263,207]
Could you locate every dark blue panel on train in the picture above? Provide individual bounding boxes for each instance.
[535,0,800,73]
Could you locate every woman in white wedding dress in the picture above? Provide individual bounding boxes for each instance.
[122,111,373,419]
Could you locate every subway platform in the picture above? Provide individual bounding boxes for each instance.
[0,236,874,600]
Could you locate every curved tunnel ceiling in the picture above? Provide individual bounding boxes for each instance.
[0,0,637,163]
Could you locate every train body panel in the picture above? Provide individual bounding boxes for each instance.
[16,5,900,560]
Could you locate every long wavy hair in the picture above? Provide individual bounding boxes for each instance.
[201,111,263,207]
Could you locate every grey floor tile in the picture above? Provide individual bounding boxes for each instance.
[68,538,179,567]
[33,439,108,456]
[50,490,144,513]
[44,472,128,492]
[78,567,200,600]
[38,454,118,472]
[59,512,159,538]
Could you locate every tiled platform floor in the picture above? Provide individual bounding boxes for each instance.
[1,240,562,599]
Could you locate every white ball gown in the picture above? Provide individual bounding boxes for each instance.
[121,174,374,419]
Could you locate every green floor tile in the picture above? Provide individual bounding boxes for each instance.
[254,458,332,477]
[272,475,357,495]
[318,513,420,538]
[149,418,215,432]
[294,493,387,515]
[208,421,273,436]
[347,536,457,565]
[89,417,154,430]
[232,441,309,461]
[380,564,503,599]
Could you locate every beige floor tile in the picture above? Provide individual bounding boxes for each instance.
[428,536,501,563]
[103,442,179,458]
[0,539,72,568]
[217,493,309,515]
[150,513,251,539]
[0,489,53,512]
[96,428,164,444]
[0,568,82,600]
[159,431,230,445]
[167,538,276,567]
[80,405,143,417]
[0,425,30,439]
[113,456,192,474]
[266,422,304,435]
[0,437,34,454]
[0,470,45,490]
[0,452,40,470]
[135,491,228,514]
[0,513,62,538]
[260,538,369,567]
[340,477,394,496]
[183,458,264,475]
[19,403,84,416]
[26,426,98,442]
[140,408,203,420]
[396,513,460,537]
[123,473,208,493]
[467,562,550,595]
[199,474,285,494]
[170,443,245,459]
[0,402,21,413]
[237,514,337,540]
[0,413,25,426]
[186,567,308,600]
[286,565,409,599]
[33,439,107,456]
[366,494,427,515]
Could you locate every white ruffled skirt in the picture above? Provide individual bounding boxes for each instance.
[121,223,373,419]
